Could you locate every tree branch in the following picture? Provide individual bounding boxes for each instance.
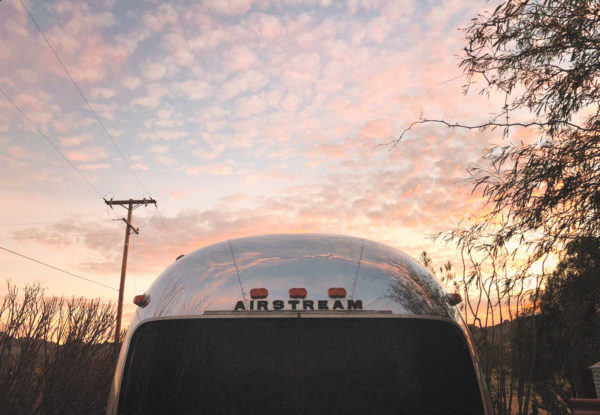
[386,117,592,148]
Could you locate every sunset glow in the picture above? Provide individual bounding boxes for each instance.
[0,0,516,324]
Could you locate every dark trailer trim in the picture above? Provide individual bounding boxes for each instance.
[118,316,485,415]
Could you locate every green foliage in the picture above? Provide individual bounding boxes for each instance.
[535,237,600,405]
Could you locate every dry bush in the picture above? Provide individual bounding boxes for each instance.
[0,282,120,415]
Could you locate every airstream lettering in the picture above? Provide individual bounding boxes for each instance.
[107,234,492,415]
[233,299,363,311]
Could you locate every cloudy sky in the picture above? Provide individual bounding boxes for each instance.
[0,0,513,322]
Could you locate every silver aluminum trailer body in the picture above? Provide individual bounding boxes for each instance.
[107,234,492,414]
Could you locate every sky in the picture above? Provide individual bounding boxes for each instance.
[0,0,516,323]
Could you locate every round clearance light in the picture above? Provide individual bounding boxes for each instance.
[133,294,150,308]
[328,287,347,298]
[447,293,463,306]
[250,288,269,299]
[289,288,307,299]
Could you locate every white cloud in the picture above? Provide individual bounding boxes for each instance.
[51,116,95,134]
[235,95,266,117]
[142,62,167,81]
[7,146,44,161]
[218,70,269,101]
[66,147,108,162]
[59,133,93,147]
[139,130,188,141]
[122,76,141,89]
[184,161,234,176]
[90,88,116,99]
[131,83,169,109]
[204,0,256,16]
[14,91,52,111]
[132,163,149,170]
[222,45,260,73]
[161,33,195,67]
[248,13,284,40]
[80,163,111,170]
[192,143,225,160]
[172,79,212,101]
[143,3,179,31]
[151,144,170,154]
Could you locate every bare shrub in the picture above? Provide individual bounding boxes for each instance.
[0,281,120,415]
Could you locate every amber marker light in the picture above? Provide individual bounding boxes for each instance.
[289,288,307,299]
[447,293,462,306]
[133,294,150,308]
[250,288,269,299]
[328,287,347,298]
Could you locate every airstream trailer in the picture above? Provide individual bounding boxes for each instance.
[107,234,491,415]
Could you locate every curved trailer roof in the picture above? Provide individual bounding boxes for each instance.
[132,233,460,323]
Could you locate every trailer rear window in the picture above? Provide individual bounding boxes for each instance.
[118,318,484,415]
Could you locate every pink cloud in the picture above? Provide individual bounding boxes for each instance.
[46,31,129,83]
[14,91,52,111]
[142,62,167,81]
[51,115,95,134]
[204,0,256,16]
[235,95,266,117]
[172,79,212,101]
[131,162,148,170]
[131,83,169,109]
[143,3,179,31]
[121,76,141,89]
[7,145,44,161]
[218,70,268,101]
[90,88,116,99]
[66,147,108,162]
[222,45,259,73]
[192,144,225,161]
[80,163,111,170]
[161,33,195,67]
[307,143,349,160]
[358,120,393,140]
[138,130,187,141]
[59,133,93,147]
[169,190,198,201]
[247,13,284,40]
[184,162,234,176]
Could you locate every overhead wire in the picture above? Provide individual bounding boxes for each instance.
[17,0,153,197]
[1,232,119,239]
[0,87,104,198]
[134,233,168,268]
[0,245,118,291]
[0,218,112,227]
[3,2,164,297]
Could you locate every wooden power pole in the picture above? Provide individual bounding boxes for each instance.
[105,198,157,343]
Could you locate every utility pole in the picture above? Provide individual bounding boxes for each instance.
[105,198,157,343]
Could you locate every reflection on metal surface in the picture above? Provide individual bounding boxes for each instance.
[131,234,457,325]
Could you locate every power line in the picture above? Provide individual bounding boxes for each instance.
[0,219,112,227]
[18,0,153,197]
[1,233,118,239]
[134,233,168,268]
[0,87,104,198]
[0,245,118,291]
